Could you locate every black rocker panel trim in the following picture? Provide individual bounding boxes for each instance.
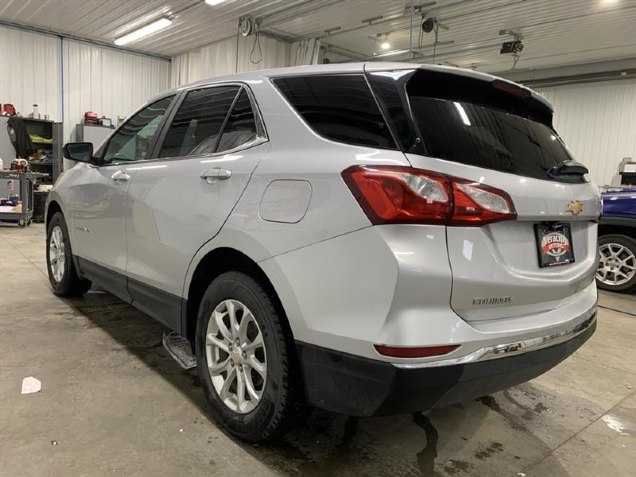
[76,256,183,332]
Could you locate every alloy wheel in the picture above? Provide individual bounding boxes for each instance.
[49,225,66,283]
[597,242,636,287]
[205,299,267,414]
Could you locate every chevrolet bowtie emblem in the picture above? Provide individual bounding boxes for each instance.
[566,200,583,215]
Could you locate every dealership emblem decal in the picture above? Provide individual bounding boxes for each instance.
[541,232,571,261]
[566,200,583,215]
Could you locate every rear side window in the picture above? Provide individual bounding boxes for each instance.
[217,89,258,153]
[274,74,396,149]
[159,86,239,158]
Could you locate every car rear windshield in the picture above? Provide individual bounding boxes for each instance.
[405,74,584,183]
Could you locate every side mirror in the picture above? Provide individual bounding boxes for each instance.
[63,142,94,163]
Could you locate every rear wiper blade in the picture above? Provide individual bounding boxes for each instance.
[547,160,588,177]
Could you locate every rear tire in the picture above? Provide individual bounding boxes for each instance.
[195,271,305,442]
[596,234,636,293]
[46,212,92,297]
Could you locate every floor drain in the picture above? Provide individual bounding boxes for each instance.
[78,303,132,313]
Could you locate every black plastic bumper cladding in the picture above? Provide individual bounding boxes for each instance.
[296,316,595,416]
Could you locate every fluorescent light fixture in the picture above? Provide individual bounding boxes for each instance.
[602,0,619,3]
[380,41,391,50]
[454,102,471,126]
[205,0,229,5]
[373,48,409,58]
[114,17,172,46]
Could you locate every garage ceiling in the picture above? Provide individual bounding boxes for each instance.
[1,0,634,73]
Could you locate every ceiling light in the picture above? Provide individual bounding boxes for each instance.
[602,0,619,3]
[380,41,391,50]
[114,17,172,45]
[205,0,229,5]
[373,49,409,58]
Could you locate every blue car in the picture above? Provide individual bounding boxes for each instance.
[597,187,636,293]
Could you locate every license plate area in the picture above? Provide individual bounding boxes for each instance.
[535,223,575,267]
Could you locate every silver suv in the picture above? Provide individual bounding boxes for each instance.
[47,63,600,442]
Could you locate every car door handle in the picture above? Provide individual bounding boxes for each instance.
[201,168,232,184]
[111,170,131,182]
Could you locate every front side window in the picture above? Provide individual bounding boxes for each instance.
[158,86,240,158]
[102,96,173,163]
[273,74,396,149]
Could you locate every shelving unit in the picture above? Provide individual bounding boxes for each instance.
[0,117,63,223]
[22,117,64,184]
[0,117,63,184]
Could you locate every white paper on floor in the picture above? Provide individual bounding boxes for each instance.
[21,377,41,394]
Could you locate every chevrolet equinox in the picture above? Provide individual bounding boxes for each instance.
[47,63,600,442]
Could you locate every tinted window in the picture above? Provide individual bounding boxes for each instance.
[102,96,173,163]
[217,89,258,152]
[159,86,239,158]
[409,96,578,182]
[274,74,396,149]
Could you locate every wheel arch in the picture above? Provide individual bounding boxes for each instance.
[598,224,636,240]
[46,200,63,228]
[183,247,293,345]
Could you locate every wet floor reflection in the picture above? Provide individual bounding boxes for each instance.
[69,292,577,477]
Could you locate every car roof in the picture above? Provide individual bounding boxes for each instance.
[154,61,551,111]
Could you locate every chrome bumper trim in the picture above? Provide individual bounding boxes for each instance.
[392,307,597,369]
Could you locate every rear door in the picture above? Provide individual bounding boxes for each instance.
[369,69,601,322]
[124,85,267,327]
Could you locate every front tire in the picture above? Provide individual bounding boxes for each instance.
[596,234,636,293]
[46,212,92,297]
[195,271,305,442]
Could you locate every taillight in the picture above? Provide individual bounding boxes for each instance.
[450,181,516,225]
[342,165,516,226]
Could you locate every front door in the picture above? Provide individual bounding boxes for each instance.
[68,96,174,301]
[124,85,267,328]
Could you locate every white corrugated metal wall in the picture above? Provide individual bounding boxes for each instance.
[0,25,170,144]
[0,25,61,120]
[537,79,636,187]
[63,40,169,142]
[2,24,635,187]
[170,35,291,87]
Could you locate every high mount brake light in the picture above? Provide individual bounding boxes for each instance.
[342,166,516,226]
[491,79,530,99]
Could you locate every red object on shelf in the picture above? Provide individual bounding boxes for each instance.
[84,111,99,124]
[2,103,16,116]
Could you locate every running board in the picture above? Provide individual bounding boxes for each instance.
[162,331,196,369]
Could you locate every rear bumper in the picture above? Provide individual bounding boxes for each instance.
[296,314,596,416]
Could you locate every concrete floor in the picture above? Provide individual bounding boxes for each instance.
[1,223,634,477]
